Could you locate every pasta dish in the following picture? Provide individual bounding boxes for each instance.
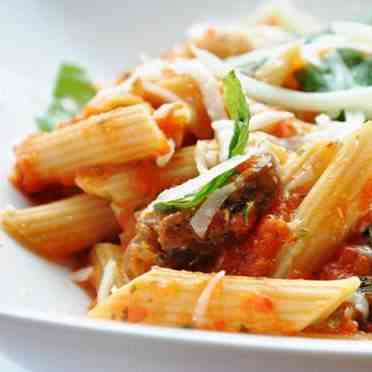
[3,2,372,337]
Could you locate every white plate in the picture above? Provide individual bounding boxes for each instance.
[0,1,370,372]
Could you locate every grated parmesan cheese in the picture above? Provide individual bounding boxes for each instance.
[250,110,294,131]
[190,182,237,239]
[89,59,168,108]
[195,140,220,174]
[97,259,117,304]
[212,119,235,162]
[349,291,370,320]
[141,80,182,103]
[156,139,176,167]
[170,59,227,121]
[193,271,225,327]
[70,266,94,283]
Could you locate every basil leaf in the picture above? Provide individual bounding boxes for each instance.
[36,63,96,132]
[154,169,234,212]
[295,64,330,92]
[223,71,251,157]
[338,48,365,68]
[154,70,250,212]
[295,48,372,93]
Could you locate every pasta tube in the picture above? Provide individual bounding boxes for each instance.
[89,267,360,334]
[133,76,212,139]
[1,194,120,257]
[13,104,169,193]
[282,140,340,192]
[76,146,198,208]
[275,123,372,278]
[83,93,144,117]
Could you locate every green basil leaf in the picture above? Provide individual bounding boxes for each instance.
[223,71,251,157]
[36,63,96,132]
[295,48,372,93]
[154,70,251,212]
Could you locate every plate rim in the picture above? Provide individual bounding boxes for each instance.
[0,306,371,357]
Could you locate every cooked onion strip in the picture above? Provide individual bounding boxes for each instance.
[238,72,372,117]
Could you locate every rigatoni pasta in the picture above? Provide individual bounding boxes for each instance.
[89,267,360,334]
[5,2,372,338]
[275,123,372,278]
[13,104,169,193]
[282,140,340,192]
[1,194,120,257]
[76,146,198,209]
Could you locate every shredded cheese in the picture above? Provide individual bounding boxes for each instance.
[193,271,225,327]
[170,60,227,121]
[155,149,259,205]
[194,140,219,174]
[89,59,168,108]
[156,139,176,167]
[70,266,94,283]
[141,80,182,103]
[350,291,370,320]
[190,182,237,238]
[212,119,235,162]
[97,259,117,304]
[191,45,230,78]
[250,110,294,131]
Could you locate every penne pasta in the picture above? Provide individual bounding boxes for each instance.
[275,123,372,278]
[6,5,372,339]
[13,104,169,193]
[76,146,198,209]
[83,93,144,117]
[89,267,360,335]
[282,140,340,192]
[133,75,213,139]
[1,194,120,257]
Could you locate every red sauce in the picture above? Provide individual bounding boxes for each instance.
[319,245,372,280]
[359,178,372,213]
[218,190,304,277]
[318,211,372,280]
[305,304,359,336]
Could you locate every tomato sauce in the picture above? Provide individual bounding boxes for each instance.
[219,191,302,277]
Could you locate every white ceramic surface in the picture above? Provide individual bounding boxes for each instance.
[0,1,370,371]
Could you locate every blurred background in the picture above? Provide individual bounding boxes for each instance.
[0,0,367,80]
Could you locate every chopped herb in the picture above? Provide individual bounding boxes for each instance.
[223,70,251,157]
[338,48,365,68]
[295,48,372,93]
[36,63,96,132]
[334,109,346,122]
[242,201,255,225]
[154,71,250,212]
